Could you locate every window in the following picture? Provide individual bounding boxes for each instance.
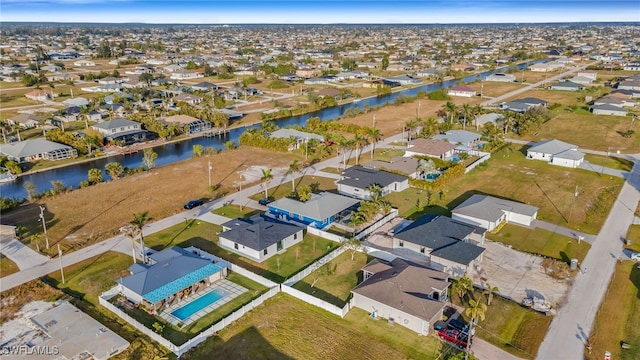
[234,243,238,250]
[293,233,298,240]
[263,248,268,256]
[420,247,425,254]
[399,240,404,247]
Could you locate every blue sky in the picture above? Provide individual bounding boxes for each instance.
[1,1,638,24]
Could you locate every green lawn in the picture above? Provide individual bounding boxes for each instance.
[251,175,338,201]
[487,224,591,262]
[587,261,640,360]
[182,293,445,360]
[212,204,262,219]
[0,254,19,278]
[292,251,370,307]
[626,224,640,252]
[372,148,405,162]
[384,187,452,220]
[453,290,552,359]
[584,154,634,172]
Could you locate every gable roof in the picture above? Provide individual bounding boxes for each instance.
[512,97,548,106]
[551,80,582,89]
[590,104,628,113]
[453,194,539,223]
[269,192,360,221]
[475,113,504,125]
[220,215,302,251]
[9,113,43,124]
[433,130,481,145]
[0,138,74,159]
[527,139,577,155]
[92,118,139,130]
[406,138,456,156]
[118,246,222,303]
[160,114,200,125]
[338,165,408,189]
[448,85,476,93]
[364,156,420,175]
[352,258,449,321]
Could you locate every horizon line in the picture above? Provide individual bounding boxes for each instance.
[3,20,640,25]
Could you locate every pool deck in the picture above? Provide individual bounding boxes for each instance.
[160,279,247,327]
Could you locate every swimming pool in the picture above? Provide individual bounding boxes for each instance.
[171,288,228,321]
[426,173,441,180]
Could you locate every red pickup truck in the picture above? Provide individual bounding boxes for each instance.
[438,328,470,349]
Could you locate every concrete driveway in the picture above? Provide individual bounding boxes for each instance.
[468,241,571,306]
[0,235,49,270]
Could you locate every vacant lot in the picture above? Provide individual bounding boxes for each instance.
[252,174,338,201]
[212,204,262,219]
[1,147,297,253]
[467,81,524,98]
[587,261,640,360]
[182,293,444,360]
[0,254,19,277]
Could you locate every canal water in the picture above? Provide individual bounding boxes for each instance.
[0,60,544,199]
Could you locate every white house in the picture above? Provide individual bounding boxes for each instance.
[404,138,456,160]
[589,104,628,116]
[73,60,95,67]
[337,165,409,200]
[485,73,516,82]
[218,215,303,262]
[447,85,476,97]
[452,194,538,231]
[526,139,585,168]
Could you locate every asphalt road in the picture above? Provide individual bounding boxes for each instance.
[536,154,640,360]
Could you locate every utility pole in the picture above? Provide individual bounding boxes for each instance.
[465,319,475,360]
[305,137,309,160]
[568,185,579,223]
[39,205,50,249]
[58,244,65,284]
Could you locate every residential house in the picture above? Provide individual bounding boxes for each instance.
[218,215,303,262]
[100,103,126,118]
[337,165,409,200]
[268,129,324,151]
[364,156,420,178]
[392,215,486,277]
[296,68,317,79]
[0,138,78,163]
[304,77,331,85]
[25,89,52,102]
[589,104,628,116]
[170,69,203,80]
[385,75,422,86]
[47,72,80,82]
[500,97,548,113]
[117,246,226,313]
[451,194,538,231]
[549,80,584,91]
[73,60,95,67]
[404,138,456,160]
[266,192,360,229]
[623,60,640,71]
[191,81,219,92]
[7,113,42,129]
[160,114,211,134]
[526,139,585,168]
[569,75,595,85]
[362,79,401,88]
[351,258,450,335]
[279,73,300,82]
[62,97,89,107]
[484,73,516,82]
[474,113,504,127]
[529,62,564,72]
[317,88,341,100]
[173,93,203,106]
[433,130,481,148]
[447,85,476,98]
[618,80,640,91]
[577,71,598,81]
[91,118,149,145]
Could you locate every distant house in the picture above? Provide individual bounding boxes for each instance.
[569,75,595,85]
[623,61,640,71]
[351,258,450,335]
[296,68,317,79]
[589,104,628,116]
[279,73,300,82]
[73,60,95,67]
[173,93,203,106]
[62,97,90,107]
[404,138,456,160]
[191,81,219,92]
[576,71,598,81]
[433,130,481,148]
[268,129,324,151]
[304,77,330,85]
[364,156,420,178]
[447,85,476,97]
[526,139,585,168]
[500,97,548,113]
[549,80,584,91]
[392,215,486,277]
[474,113,504,127]
[117,246,226,313]
[385,75,422,86]
[266,192,360,229]
[218,215,304,262]
[7,113,42,129]
[0,138,78,163]
[485,73,516,82]
[317,88,341,100]
[337,165,409,200]
[91,118,149,145]
[25,89,52,102]
[593,96,635,108]
[451,194,538,231]
[529,62,564,72]
[160,114,211,134]
[618,80,640,92]
[170,69,203,80]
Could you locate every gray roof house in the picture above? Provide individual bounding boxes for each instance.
[433,130,481,148]
[219,215,303,262]
[364,156,421,178]
[589,104,628,116]
[526,139,585,168]
[337,165,409,200]
[91,118,149,145]
[7,113,43,129]
[549,80,584,91]
[266,192,360,229]
[485,73,516,82]
[500,97,548,113]
[393,215,486,277]
[452,194,538,231]
[475,113,504,126]
[0,138,78,163]
[351,258,450,335]
[117,246,225,311]
[385,74,422,85]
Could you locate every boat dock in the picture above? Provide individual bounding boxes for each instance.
[201,127,230,138]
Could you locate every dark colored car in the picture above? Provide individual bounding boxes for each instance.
[184,199,204,209]
[258,198,272,206]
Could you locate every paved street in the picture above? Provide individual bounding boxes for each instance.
[536,155,640,360]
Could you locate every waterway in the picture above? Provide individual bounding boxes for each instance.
[0,59,545,199]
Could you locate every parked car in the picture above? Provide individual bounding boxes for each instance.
[258,198,272,206]
[631,252,640,261]
[184,199,204,209]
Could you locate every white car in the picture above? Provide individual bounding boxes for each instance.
[631,252,640,262]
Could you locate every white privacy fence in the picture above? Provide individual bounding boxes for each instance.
[283,246,347,286]
[281,285,350,318]
[355,209,398,240]
[465,151,491,173]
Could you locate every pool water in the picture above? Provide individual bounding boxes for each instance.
[171,288,228,321]
[426,173,441,180]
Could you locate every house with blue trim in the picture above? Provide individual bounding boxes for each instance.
[117,246,226,314]
[266,192,360,229]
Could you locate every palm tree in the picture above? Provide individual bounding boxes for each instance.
[461,103,472,130]
[483,283,499,306]
[130,211,150,263]
[464,297,487,357]
[452,275,474,300]
[12,123,22,142]
[444,101,458,125]
[353,134,369,165]
[87,168,103,184]
[405,119,418,142]
[366,184,382,203]
[286,160,301,192]
[105,162,124,181]
[338,138,355,169]
[366,127,382,159]
[260,168,273,199]
[420,117,439,139]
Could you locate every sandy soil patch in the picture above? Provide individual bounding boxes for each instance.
[0,301,52,347]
